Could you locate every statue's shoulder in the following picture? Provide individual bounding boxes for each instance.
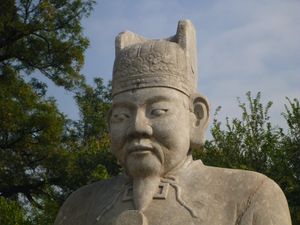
[54,174,127,225]
[192,161,285,197]
[214,166,291,224]
[215,165,283,192]
[187,161,291,224]
[187,160,270,187]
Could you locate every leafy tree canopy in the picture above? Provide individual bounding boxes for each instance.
[0,71,66,207]
[0,0,95,90]
[0,73,116,224]
[0,197,30,225]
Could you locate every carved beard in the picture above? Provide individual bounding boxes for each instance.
[123,139,164,211]
[133,176,161,212]
[125,150,162,211]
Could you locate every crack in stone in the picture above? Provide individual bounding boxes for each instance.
[235,178,267,225]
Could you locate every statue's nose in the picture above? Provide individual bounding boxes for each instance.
[127,110,153,137]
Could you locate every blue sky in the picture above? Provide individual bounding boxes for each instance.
[46,0,300,131]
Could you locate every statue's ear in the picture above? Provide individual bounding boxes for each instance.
[189,93,210,148]
[115,31,146,56]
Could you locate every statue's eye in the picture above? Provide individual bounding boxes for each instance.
[111,113,129,123]
[151,109,168,117]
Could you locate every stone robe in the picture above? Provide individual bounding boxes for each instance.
[54,158,291,225]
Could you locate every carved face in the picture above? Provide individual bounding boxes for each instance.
[109,87,192,178]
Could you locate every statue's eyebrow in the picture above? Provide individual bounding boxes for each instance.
[111,95,176,109]
[111,101,135,109]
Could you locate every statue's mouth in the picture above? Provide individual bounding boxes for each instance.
[127,144,153,154]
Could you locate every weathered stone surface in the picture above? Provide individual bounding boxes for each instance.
[115,210,148,225]
[54,19,292,225]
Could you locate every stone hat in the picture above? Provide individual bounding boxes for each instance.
[112,20,198,97]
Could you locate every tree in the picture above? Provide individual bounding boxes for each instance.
[194,92,300,224]
[197,92,281,172]
[0,71,66,206]
[0,1,119,223]
[75,78,111,141]
[281,98,300,223]
[71,78,120,179]
[0,0,95,90]
[0,73,117,224]
[0,197,30,225]
[0,71,70,224]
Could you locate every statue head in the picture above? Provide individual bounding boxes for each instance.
[109,20,210,178]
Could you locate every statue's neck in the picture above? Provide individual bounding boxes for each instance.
[164,154,193,177]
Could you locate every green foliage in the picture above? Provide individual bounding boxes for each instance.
[0,72,66,205]
[195,92,300,224]
[0,73,117,224]
[0,1,121,223]
[0,0,95,90]
[28,197,61,225]
[282,98,300,223]
[198,92,281,172]
[75,78,111,141]
[0,197,30,225]
[71,78,120,179]
[0,72,74,225]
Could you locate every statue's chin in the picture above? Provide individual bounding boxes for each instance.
[125,152,162,178]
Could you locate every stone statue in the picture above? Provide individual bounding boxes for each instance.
[54,20,291,225]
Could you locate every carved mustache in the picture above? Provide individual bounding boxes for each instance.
[124,138,164,164]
